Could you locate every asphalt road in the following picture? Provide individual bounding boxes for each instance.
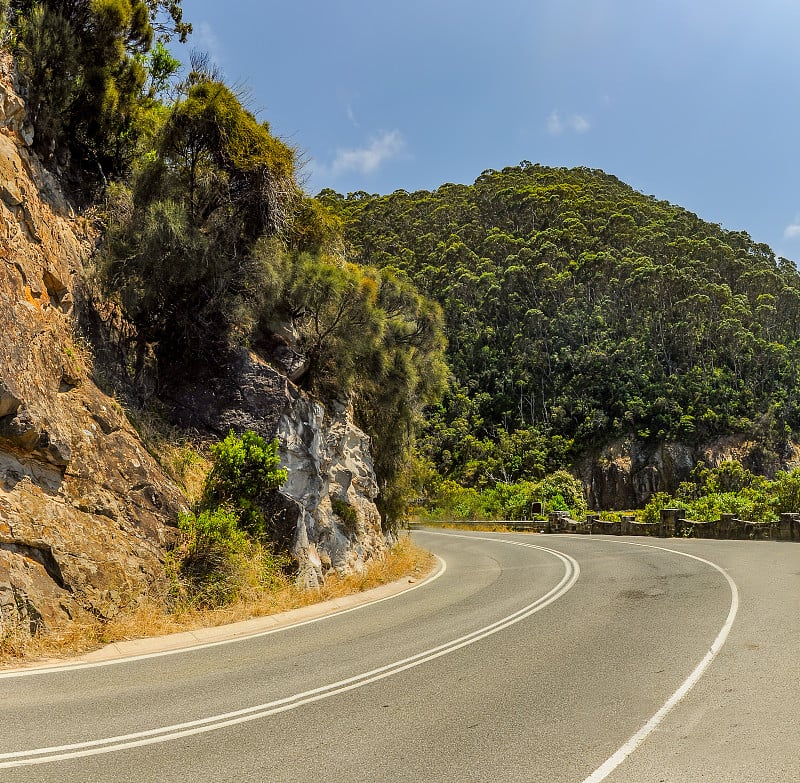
[1,529,797,782]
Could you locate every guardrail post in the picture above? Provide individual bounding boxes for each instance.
[620,514,635,535]
[660,508,685,538]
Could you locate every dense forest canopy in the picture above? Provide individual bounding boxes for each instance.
[327,163,800,487]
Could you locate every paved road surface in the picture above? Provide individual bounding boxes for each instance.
[1,529,797,782]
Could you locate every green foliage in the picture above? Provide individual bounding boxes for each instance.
[331,497,358,532]
[638,459,800,526]
[290,196,344,254]
[483,480,539,520]
[99,80,300,363]
[13,3,80,158]
[202,430,287,538]
[156,79,297,237]
[8,0,188,189]
[176,507,248,606]
[335,164,800,487]
[0,0,10,44]
[425,470,586,521]
[254,249,447,530]
[173,430,289,606]
[640,492,674,525]
[534,470,588,518]
[428,479,486,521]
[176,507,287,607]
[770,469,800,514]
[142,39,180,97]
[179,506,248,560]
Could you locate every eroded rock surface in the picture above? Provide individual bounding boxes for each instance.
[164,347,389,588]
[579,436,800,510]
[0,55,184,631]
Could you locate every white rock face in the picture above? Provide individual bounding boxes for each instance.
[163,347,391,588]
[278,395,387,588]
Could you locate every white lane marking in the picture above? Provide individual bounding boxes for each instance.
[0,541,579,768]
[575,539,740,783]
[0,553,448,680]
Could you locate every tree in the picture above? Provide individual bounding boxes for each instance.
[100,78,299,367]
[9,0,189,189]
[201,430,287,539]
[337,162,800,493]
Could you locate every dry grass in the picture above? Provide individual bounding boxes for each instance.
[126,406,211,503]
[0,535,435,667]
[412,519,525,533]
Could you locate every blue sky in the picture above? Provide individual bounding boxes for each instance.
[176,1,800,260]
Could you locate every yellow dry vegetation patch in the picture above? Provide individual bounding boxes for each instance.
[0,535,435,665]
[415,519,520,533]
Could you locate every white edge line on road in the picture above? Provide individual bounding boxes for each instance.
[0,554,448,680]
[0,540,580,768]
[577,538,740,783]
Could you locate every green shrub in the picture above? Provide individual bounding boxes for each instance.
[640,492,674,525]
[175,507,290,608]
[770,468,800,514]
[483,480,539,519]
[534,470,587,518]
[176,507,250,606]
[202,430,287,539]
[429,479,487,520]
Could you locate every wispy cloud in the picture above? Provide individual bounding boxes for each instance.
[345,103,359,128]
[327,130,406,177]
[547,110,564,135]
[194,22,223,66]
[784,217,800,239]
[547,110,591,135]
[571,114,591,133]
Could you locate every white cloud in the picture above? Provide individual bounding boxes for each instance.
[328,130,405,177]
[784,218,800,239]
[547,110,564,135]
[195,22,223,66]
[571,114,591,133]
[547,109,591,135]
[345,103,359,127]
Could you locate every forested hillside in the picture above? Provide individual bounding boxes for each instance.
[327,164,800,489]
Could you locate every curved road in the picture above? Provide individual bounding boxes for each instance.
[1,529,797,782]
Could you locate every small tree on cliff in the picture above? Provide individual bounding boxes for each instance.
[201,430,287,539]
[176,430,288,607]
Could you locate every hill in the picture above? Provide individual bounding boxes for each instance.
[327,163,800,495]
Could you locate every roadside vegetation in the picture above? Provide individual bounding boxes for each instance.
[417,459,800,529]
[0,426,434,663]
[638,459,800,526]
[415,469,587,522]
[0,534,433,664]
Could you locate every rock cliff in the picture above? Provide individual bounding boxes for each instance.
[0,55,185,632]
[0,52,386,634]
[162,347,389,589]
[578,436,800,510]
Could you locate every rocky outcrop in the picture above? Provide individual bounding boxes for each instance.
[0,51,388,635]
[578,436,800,509]
[163,347,389,589]
[0,55,185,632]
[278,394,385,588]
